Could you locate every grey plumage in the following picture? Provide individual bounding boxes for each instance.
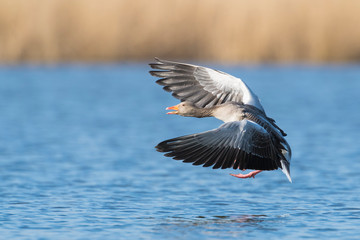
[156,121,281,170]
[151,58,292,182]
[150,58,263,111]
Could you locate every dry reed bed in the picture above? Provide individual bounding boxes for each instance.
[0,0,359,63]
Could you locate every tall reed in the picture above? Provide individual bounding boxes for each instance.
[0,0,359,63]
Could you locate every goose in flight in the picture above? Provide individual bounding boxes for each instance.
[150,58,292,182]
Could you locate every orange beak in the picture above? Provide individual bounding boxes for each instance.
[166,104,180,114]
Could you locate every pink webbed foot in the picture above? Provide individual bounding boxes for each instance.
[230,170,263,179]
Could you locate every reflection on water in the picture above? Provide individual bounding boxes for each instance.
[165,214,268,226]
[156,214,290,239]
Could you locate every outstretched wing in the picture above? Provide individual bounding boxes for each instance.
[150,58,264,111]
[156,120,282,171]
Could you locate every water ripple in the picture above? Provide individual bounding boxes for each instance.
[0,64,360,239]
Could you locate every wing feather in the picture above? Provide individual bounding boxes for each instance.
[156,120,280,171]
[150,58,264,111]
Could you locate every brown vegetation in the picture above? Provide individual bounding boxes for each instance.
[0,0,359,63]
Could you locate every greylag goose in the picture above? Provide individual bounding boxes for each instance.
[150,58,292,182]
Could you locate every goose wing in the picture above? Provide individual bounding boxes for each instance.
[150,58,264,111]
[156,120,283,171]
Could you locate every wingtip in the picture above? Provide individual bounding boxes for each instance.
[148,57,163,68]
[155,140,169,152]
[153,57,163,64]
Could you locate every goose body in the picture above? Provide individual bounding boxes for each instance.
[150,58,292,182]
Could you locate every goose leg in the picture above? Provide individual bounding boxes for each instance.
[230,170,262,179]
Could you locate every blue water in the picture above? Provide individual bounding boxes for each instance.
[0,63,359,239]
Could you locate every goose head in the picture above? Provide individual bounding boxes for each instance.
[166,101,206,117]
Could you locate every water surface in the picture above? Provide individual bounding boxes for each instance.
[0,63,359,239]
